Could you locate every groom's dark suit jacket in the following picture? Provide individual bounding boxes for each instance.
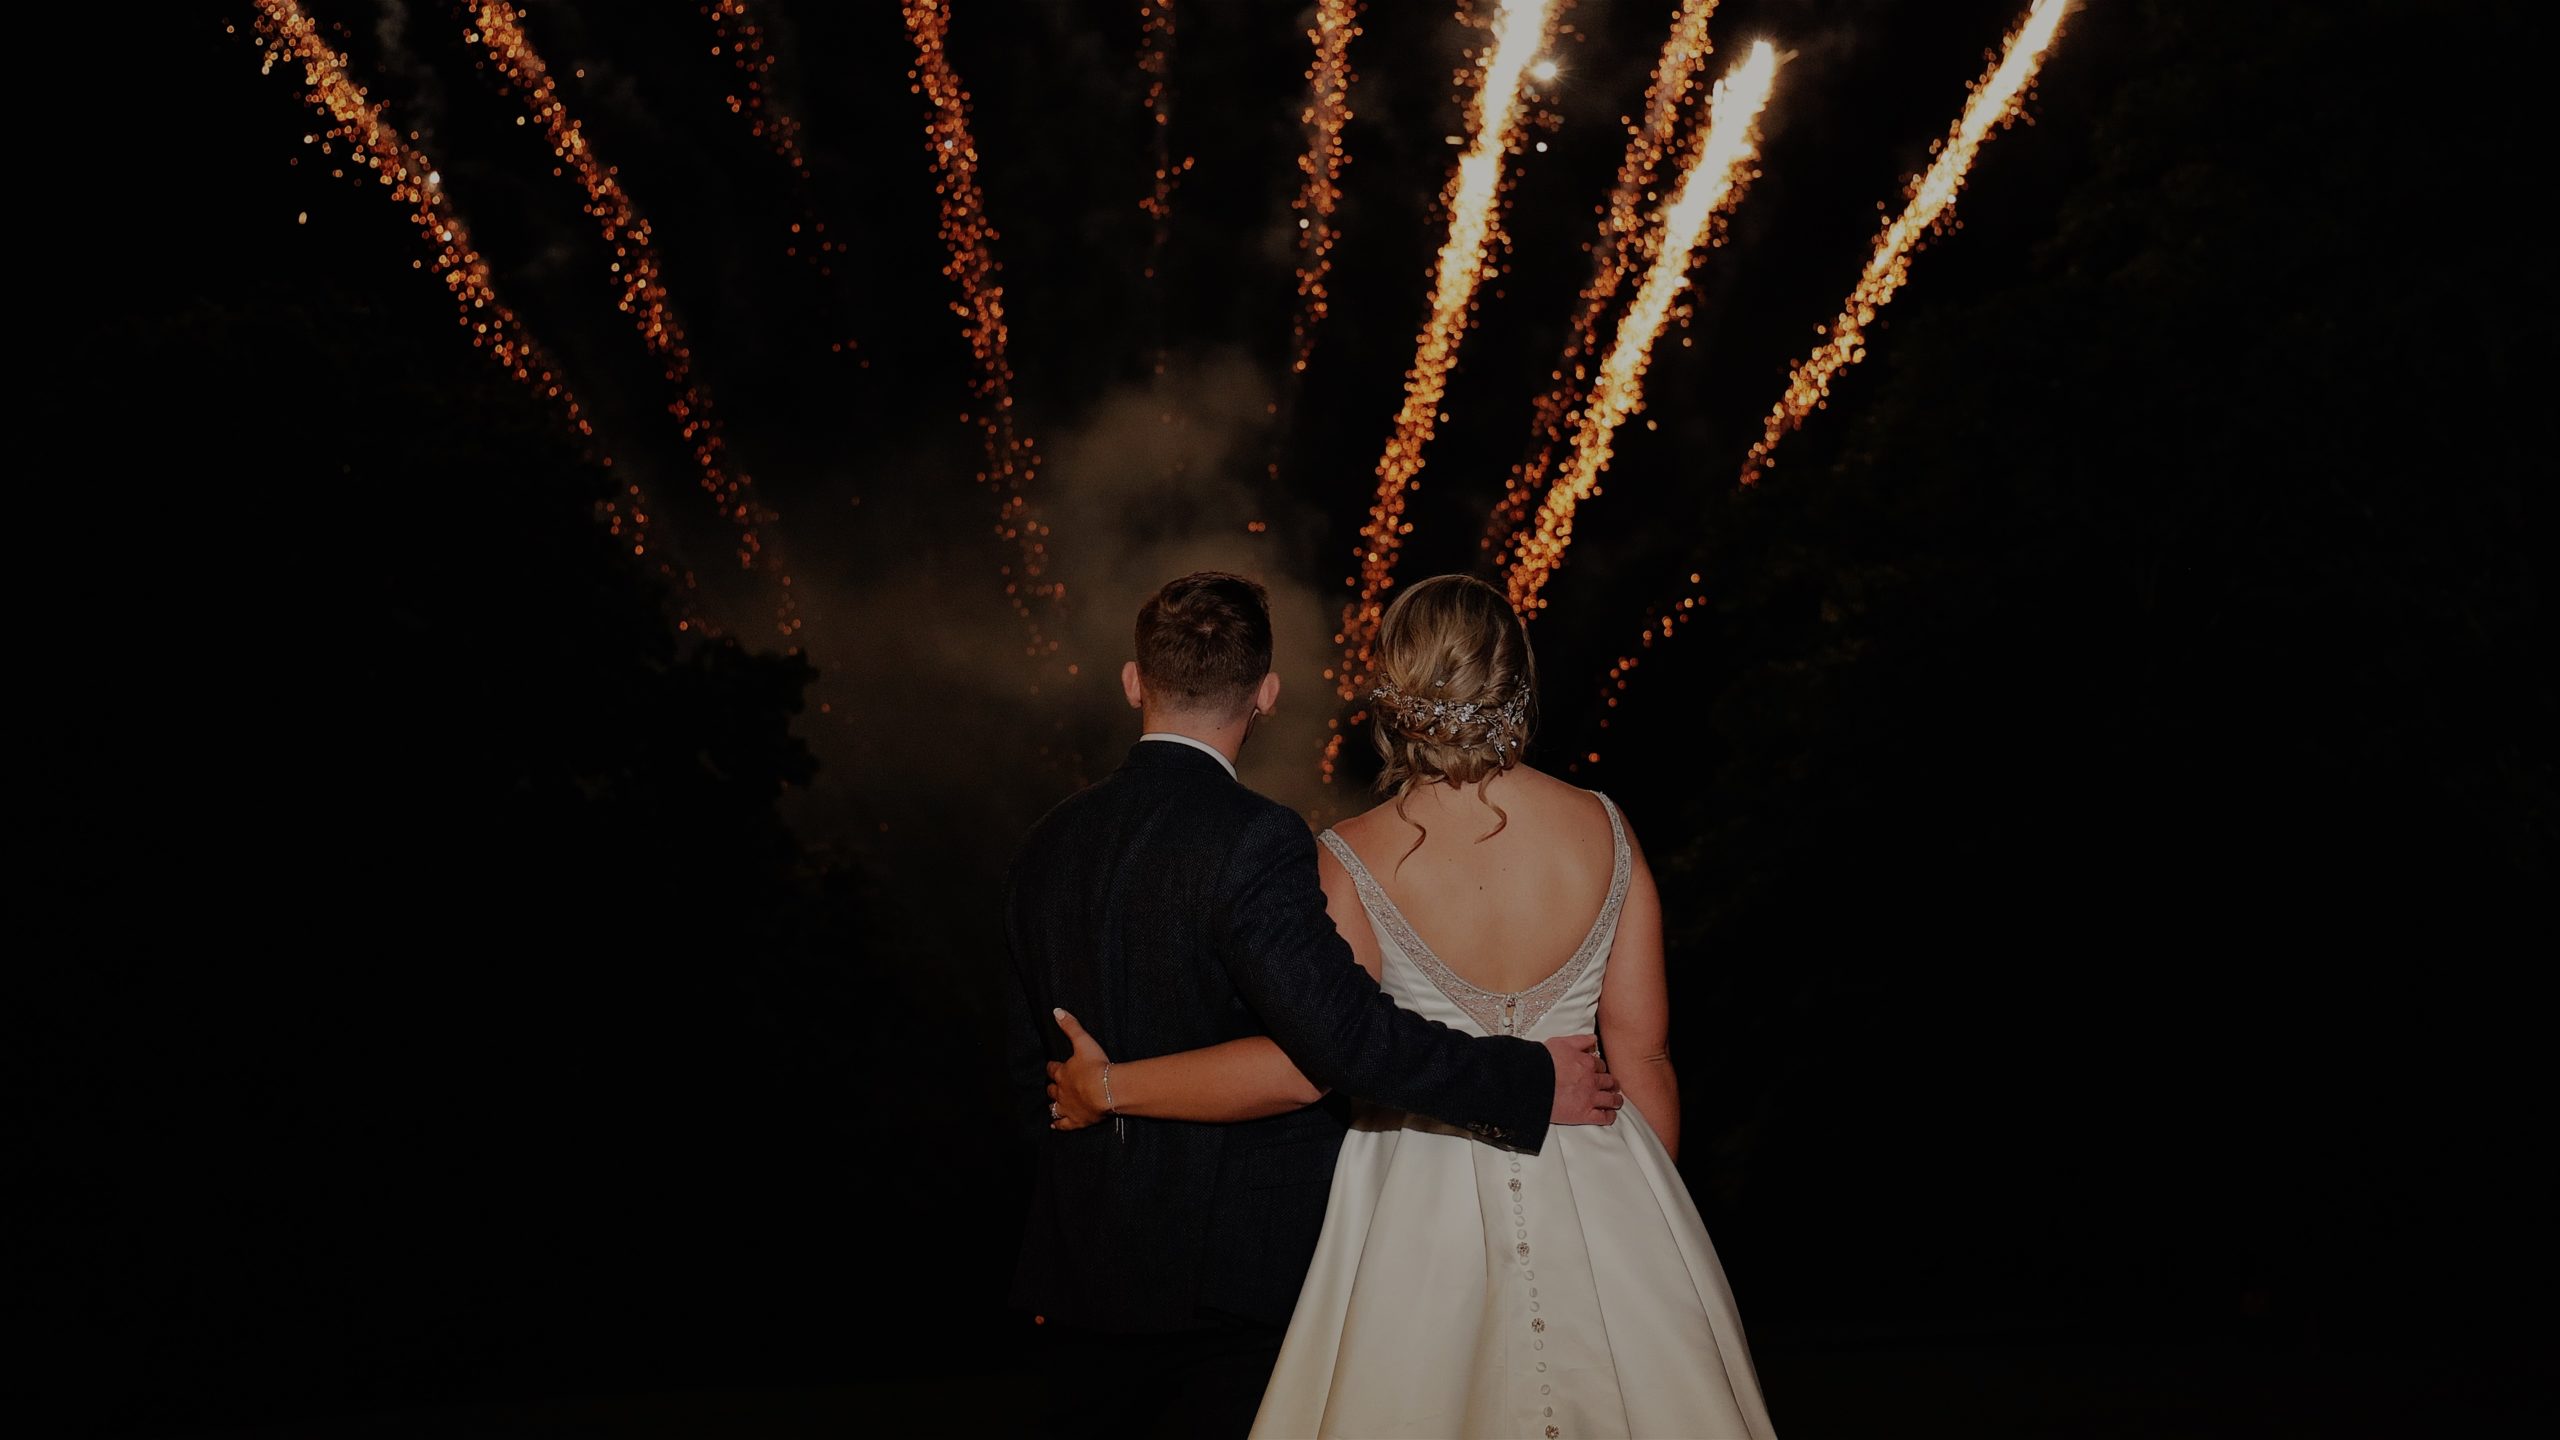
[1006,739,1553,1333]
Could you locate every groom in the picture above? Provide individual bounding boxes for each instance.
[1005,571,1619,1438]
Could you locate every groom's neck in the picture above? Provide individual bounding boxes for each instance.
[1139,707,1248,765]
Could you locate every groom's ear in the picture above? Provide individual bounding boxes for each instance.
[1255,671,1282,717]
[1121,660,1146,711]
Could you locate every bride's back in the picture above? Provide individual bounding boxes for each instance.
[1332,765,1615,994]
[1328,572,1621,993]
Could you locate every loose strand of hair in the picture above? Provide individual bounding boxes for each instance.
[1474,771,1510,845]
[1392,782,1429,875]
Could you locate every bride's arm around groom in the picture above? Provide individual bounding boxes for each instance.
[1051,797,1624,1145]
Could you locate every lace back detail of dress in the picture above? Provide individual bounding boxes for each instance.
[1319,793,1631,1038]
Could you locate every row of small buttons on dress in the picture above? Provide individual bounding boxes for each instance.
[1511,1157,1560,1439]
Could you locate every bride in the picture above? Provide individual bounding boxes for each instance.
[1049,573,1778,1439]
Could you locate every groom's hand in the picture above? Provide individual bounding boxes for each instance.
[1544,1035,1622,1127]
[1045,1008,1114,1131]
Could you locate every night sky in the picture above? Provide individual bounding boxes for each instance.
[44,1,2552,1434]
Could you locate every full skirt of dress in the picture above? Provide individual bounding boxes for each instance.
[1249,1099,1776,1439]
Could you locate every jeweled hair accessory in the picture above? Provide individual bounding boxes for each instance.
[1369,680,1532,757]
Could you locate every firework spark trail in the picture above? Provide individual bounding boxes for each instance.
[1288,0,1362,382]
[704,0,811,179]
[1138,2,1191,311]
[1263,0,1363,488]
[243,0,672,566]
[463,4,802,639]
[1587,0,2071,764]
[1739,0,2069,484]
[903,0,1061,658]
[1581,575,1702,762]
[1322,0,1563,782]
[703,0,850,299]
[1505,40,1776,616]
[1140,0,1194,472]
[1481,0,1717,555]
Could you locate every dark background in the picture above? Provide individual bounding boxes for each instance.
[38,0,2550,1433]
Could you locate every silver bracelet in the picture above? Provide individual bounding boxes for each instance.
[1102,1061,1126,1142]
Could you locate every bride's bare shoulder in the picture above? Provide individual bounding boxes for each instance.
[1329,798,1415,856]
[1510,767,1619,838]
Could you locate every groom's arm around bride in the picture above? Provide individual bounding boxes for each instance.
[1048,797,1620,1143]
[1211,799,1615,1146]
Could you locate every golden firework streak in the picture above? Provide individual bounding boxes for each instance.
[1739,0,2069,484]
[242,0,670,567]
[1482,0,1718,555]
[1506,40,1777,616]
[902,0,1062,659]
[1324,0,1563,781]
[1589,0,2072,762]
[466,2,800,639]
[1266,0,1363,490]
[1290,0,1362,379]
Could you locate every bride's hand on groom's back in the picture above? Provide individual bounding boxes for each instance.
[1545,1034,1624,1127]
[1046,1008,1114,1131]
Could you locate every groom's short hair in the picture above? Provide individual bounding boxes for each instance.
[1136,571,1274,714]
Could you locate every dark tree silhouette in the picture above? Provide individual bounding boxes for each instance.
[50,238,924,1425]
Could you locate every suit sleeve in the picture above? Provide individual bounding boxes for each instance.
[1001,861,1055,1151]
[1214,804,1555,1153]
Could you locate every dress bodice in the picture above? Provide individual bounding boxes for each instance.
[1317,792,1630,1042]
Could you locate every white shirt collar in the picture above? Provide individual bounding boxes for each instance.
[1138,732,1238,780]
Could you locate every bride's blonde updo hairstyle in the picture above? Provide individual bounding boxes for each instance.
[1370,574,1538,855]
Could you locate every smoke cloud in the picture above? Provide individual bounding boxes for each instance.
[780,347,1341,868]
[1038,348,1339,814]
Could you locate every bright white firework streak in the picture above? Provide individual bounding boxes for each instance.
[1507,40,1778,614]
[1323,0,1562,782]
[1739,0,2071,484]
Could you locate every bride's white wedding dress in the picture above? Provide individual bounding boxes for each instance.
[1252,794,1777,1439]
